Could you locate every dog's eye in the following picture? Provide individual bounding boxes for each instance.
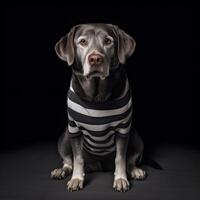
[104,37,112,45]
[79,39,88,46]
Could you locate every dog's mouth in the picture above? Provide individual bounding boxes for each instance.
[86,71,107,80]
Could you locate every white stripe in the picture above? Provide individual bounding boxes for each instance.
[68,124,79,133]
[83,147,115,155]
[82,130,115,141]
[68,110,132,132]
[68,97,132,117]
[84,135,115,147]
[68,114,74,121]
[70,85,74,93]
[117,122,132,134]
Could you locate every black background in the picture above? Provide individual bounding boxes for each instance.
[3,2,194,150]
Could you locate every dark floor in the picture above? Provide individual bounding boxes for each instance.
[0,142,200,200]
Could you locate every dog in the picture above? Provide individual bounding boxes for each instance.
[51,23,146,192]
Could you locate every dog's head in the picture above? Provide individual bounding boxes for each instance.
[55,23,136,80]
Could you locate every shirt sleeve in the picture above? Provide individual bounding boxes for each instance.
[68,116,82,137]
[116,120,132,138]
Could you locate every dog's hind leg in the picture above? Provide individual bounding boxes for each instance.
[127,128,146,180]
[51,128,73,180]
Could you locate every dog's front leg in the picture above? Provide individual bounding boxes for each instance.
[113,136,129,192]
[67,136,85,192]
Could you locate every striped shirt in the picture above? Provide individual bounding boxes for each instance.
[67,79,132,156]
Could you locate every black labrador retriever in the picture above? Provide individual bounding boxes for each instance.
[51,23,146,192]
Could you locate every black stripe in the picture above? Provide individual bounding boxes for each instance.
[84,133,115,144]
[83,138,115,150]
[68,131,81,137]
[68,118,131,136]
[68,120,77,127]
[116,132,129,138]
[83,145,115,155]
[68,87,131,110]
[68,107,132,125]
[79,118,132,136]
[83,142,115,153]
[83,144,106,154]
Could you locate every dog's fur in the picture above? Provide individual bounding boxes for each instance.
[51,23,146,192]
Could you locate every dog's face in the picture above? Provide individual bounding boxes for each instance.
[55,24,136,80]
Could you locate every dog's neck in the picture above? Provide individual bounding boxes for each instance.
[71,67,127,103]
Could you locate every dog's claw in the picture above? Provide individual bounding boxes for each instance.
[113,178,130,192]
[51,168,71,180]
[131,167,146,180]
[67,178,84,192]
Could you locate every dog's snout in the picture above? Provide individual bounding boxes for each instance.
[88,54,103,67]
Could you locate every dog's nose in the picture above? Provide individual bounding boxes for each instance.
[88,54,103,66]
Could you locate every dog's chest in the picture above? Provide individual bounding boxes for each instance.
[67,81,132,155]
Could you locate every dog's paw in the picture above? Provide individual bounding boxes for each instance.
[113,178,130,192]
[51,167,71,180]
[131,167,146,180]
[67,178,84,192]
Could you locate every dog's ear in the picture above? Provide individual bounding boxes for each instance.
[111,25,136,64]
[55,25,79,66]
